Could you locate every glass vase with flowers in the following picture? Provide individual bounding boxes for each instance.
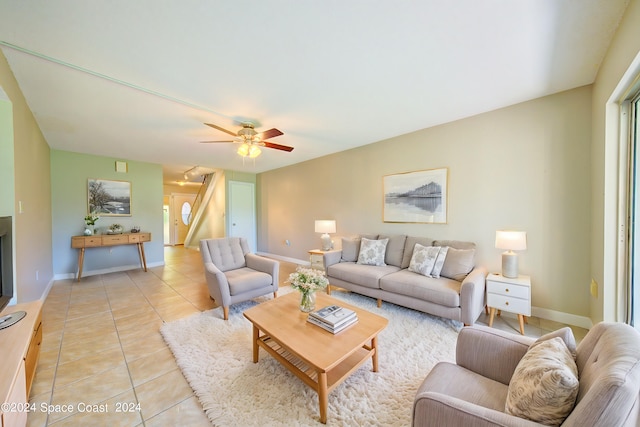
[286,267,329,312]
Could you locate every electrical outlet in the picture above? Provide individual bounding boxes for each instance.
[590,278,598,298]
[35,270,39,281]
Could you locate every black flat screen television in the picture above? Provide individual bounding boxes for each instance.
[0,216,14,313]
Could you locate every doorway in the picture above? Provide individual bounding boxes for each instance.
[228,181,257,252]
[165,193,196,246]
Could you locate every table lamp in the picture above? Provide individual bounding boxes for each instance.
[315,220,336,251]
[495,231,527,278]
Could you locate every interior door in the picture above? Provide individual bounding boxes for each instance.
[228,181,257,252]
[172,193,196,246]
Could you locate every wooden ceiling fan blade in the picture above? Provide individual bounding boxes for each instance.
[263,141,294,152]
[204,123,237,136]
[258,128,284,140]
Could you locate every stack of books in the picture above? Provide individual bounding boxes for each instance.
[307,304,358,334]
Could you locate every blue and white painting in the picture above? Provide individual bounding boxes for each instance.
[88,179,132,216]
[383,168,447,223]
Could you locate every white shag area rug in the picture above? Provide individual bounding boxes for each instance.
[160,288,461,426]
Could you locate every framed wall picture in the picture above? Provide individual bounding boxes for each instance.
[88,179,132,216]
[383,168,448,223]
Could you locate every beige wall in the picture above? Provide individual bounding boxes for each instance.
[259,86,593,325]
[591,0,640,322]
[0,49,52,302]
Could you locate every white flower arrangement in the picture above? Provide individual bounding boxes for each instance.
[286,267,329,293]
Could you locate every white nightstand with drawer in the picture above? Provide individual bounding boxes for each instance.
[486,273,531,335]
[308,249,326,270]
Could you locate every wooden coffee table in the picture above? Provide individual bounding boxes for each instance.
[243,291,388,424]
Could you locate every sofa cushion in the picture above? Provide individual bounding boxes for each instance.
[378,234,407,267]
[505,337,579,426]
[408,244,440,276]
[416,362,509,414]
[433,240,476,250]
[440,247,475,281]
[341,237,361,262]
[401,236,434,268]
[328,262,400,289]
[201,237,247,272]
[380,270,461,307]
[226,267,273,295]
[357,237,389,266]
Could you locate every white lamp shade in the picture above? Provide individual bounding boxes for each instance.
[495,231,527,251]
[315,220,336,234]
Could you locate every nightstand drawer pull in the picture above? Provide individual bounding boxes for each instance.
[505,301,509,305]
[505,288,509,292]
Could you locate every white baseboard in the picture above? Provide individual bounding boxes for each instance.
[53,261,165,281]
[256,252,309,266]
[531,306,593,330]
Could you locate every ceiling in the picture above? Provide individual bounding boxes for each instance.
[0,1,630,186]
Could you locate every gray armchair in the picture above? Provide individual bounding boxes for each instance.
[413,323,640,426]
[200,237,279,320]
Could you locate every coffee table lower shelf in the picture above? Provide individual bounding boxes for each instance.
[255,333,377,423]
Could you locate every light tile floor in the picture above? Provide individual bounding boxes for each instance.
[28,246,588,426]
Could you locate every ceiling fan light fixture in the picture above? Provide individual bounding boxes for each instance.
[248,145,261,158]
[237,143,250,157]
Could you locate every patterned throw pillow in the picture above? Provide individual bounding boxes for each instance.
[408,243,442,276]
[356,238,389,266]
[531,327,577,360]
[505,337,579,426]
[430,246,449,278]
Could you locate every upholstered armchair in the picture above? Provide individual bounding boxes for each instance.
[200,237,279,320]
[413,323,640,426]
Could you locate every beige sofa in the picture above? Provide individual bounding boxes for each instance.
[323,234,487,325]
[413,323,640,426]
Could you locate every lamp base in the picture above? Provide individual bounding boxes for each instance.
[501,251,519,278]
[320,234,332,251]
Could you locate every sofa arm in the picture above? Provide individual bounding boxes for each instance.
[459,266,488,325]
[412,392,540,427]
[455,325,534,385]
[323,250,342,268]
[245,254,279,290]
[203,262,231,306]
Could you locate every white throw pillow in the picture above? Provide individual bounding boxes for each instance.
[356,238,389,266]
[408,244,441,277]
[430,246,449,278]
[505,337,579,426]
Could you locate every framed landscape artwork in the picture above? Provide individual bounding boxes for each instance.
[383,168,448,223]
[88,179,132,216]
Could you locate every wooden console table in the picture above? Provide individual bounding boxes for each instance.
[71,232,151,281]
[0,300,42,427]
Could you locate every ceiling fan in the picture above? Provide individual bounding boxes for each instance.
[201,122,294,158]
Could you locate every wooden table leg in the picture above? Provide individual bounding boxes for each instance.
[77,248,85,282]
[488,307,496,327]
[518,314,525,335]
[371,336,379,372]
[252,325,260,363]
[317,371,328,424]
[137,243,148,272]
